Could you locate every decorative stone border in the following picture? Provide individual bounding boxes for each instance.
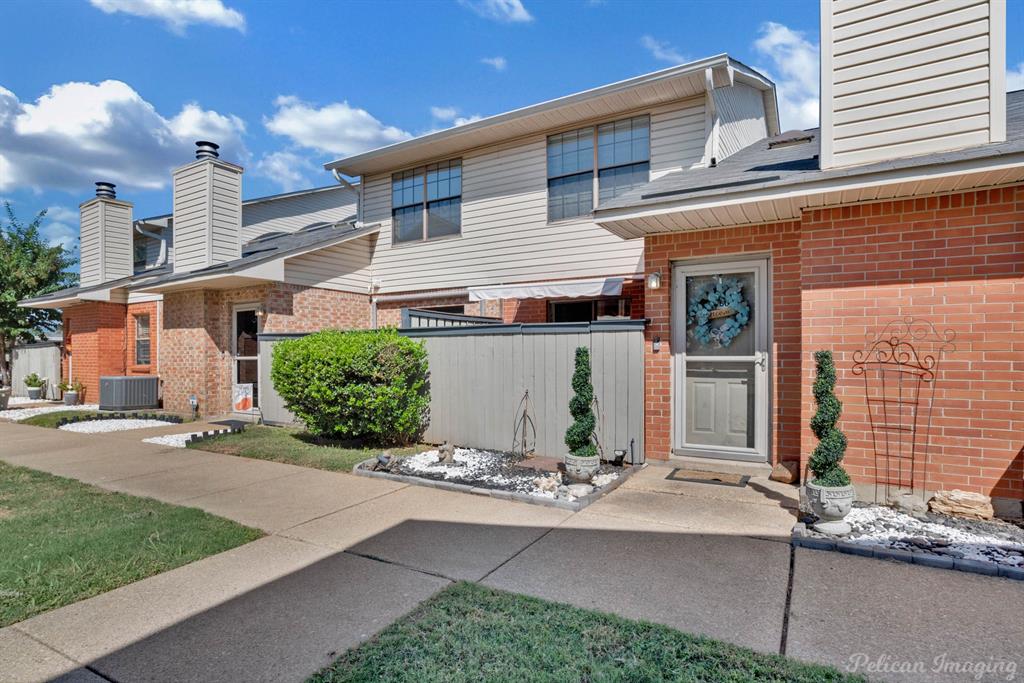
[185,425,246,445]
[791,523,1024,581]
[56,412,184,428]
[354,459,642,512]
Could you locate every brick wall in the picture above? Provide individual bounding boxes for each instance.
[61,301,128,402]
[376,294,473,327]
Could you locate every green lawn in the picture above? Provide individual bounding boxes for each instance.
[310,583,863,683]
[187,425,430,472]
[0,462,262,627]
[20,410,191,429]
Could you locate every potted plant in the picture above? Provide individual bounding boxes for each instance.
[564,346,600,482]
[59,380,83,406]
[0,385,9,411]
[804,350,856,534]
[24,373,46,401]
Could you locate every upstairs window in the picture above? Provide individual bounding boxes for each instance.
[392,159,462,244]
[546,115,650,221]
[134,314,151,365]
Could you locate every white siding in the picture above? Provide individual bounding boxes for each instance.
[713,83,768,159]
[171,159,242,273]
[241,186,357,243]
[283,235,375,293]
[78,202,102,286]
[821,0,1006,168]
[78,198,132,286]
[362,98,711,293]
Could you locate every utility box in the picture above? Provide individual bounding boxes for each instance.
[99,376,159,411]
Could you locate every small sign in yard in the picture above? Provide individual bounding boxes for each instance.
[232,383,253,412]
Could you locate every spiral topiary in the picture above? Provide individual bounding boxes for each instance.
[808,350,851,487]
[564,346,597,458]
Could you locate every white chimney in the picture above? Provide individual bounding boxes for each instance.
[172,141,243,273]
[79,182,133,286]
[819,0,1006,169]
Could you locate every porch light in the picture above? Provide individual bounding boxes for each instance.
[255,306,266,318]
[646,271,662,290]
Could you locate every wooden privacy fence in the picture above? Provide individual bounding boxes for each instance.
[11,341,62,398]
[257,333,304,425]
[400,319,646,464]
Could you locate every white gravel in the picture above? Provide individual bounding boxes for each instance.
[401,448,520,487]
[59,419,176,433]
[6,397,46,406]
[0,404,99,421]
[142,431,210,448]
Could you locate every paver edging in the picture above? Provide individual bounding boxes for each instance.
[353,458,644,512]
[791,523,1024,581]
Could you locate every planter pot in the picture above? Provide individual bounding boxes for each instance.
[564,453,600,483]
[26,387,42,400]
[0,388,9,411]
[64,391,80,406]
[805,480,856,535]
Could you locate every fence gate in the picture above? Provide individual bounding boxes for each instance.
[11,341,62,399]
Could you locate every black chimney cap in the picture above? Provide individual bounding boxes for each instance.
[95,182,116,199]
[195,141,220,160]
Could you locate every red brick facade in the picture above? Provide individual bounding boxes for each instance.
[643,185,1024,504]
[61,301,129,402]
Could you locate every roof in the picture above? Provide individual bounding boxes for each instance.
[136,184,356,224]
[595,91,1024,238]
[325,55,777,177]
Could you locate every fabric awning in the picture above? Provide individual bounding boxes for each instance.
[467,277,625,302]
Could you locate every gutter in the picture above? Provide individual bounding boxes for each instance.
[134,221,168,267]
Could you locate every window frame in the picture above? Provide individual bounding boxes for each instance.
[547,297,631,323]
[134,314,151,366]
[391,158,463,245]
[546,114,651,223]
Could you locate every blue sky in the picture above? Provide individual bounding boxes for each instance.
[2,0,1022,256]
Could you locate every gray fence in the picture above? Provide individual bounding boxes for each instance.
[12,341,62,398]
[401,308,502,328]
[401,320,645,464]
[257,333,304,425]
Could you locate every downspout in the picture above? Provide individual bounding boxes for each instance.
[332,169,363,225]
[134,222,168,267]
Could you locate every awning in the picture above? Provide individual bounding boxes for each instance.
[467,277,625,302]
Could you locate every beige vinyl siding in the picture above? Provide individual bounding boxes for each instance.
[171,160,242,273]
[101,202,133,280]
[78,202,102,286]
[713,83,769,160]
[210,164,241,264]
[650,97,707,179]
[821,0,1004,168]
[283,235,375,293]
[241,186,357,243]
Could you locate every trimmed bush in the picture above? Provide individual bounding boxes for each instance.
[564,346,597,458]
[271,329,429,445]
[808,350,851,487]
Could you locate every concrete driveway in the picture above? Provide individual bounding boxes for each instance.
[0,422,1021,683]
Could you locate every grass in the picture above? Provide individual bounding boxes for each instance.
[187,425,430,472]
[20,410,191,429]
[0,462,262,627]
[311,583,862,683]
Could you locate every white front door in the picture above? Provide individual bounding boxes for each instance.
[672,258,769,463]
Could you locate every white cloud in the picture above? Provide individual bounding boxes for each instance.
[254,151,315,193]
[264,95,411,157]
[429,106,483,128]
[0,80,247,194]
[89,0,245,34]
[1008,62,1024,91]
[459,0,532,23]
[480,56,508,71]
[753,22,820,131]
[41,206,79,251]
[640,35,685,64]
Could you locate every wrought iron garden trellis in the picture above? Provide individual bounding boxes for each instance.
[851,318,956,503]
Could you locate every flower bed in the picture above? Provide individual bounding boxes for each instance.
[0,404,99,421]
[356,447,635,511]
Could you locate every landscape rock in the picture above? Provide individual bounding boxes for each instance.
[770,461,800,484]
[567,483,594,497]
[591,472,619,488]
[533,475,561,494]
[929,489,994,520]
[437,442,455,464]
[888,491,928,518]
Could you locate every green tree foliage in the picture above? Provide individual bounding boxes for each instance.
[808,350,851,487]
[0,203,77,386]
[271,329,429,445]
[564,346,597,458]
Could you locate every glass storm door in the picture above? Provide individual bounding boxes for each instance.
[233,306,260,410]
[672,259,769,463]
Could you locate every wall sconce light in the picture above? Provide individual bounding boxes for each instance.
[255,305,266,318]
[646,271,662,290]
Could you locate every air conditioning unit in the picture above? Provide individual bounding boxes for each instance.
[99,376,159,411]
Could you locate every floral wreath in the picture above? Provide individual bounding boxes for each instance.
[686,275,751,347]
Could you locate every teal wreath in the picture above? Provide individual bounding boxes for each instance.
[686,276,751,347]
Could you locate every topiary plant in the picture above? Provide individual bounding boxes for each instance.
[808,350,851,487]
[271,329,429,446]
[564,346,597,458]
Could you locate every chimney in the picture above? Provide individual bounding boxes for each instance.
[819,0,1006,169]
[171,141,243,273]
[79,182,133,286]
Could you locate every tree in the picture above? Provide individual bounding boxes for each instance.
[564,346,597,458]
[808,350,851,487]
[0,202,78,386]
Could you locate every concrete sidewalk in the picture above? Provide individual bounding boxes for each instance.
[1,422,1021,683]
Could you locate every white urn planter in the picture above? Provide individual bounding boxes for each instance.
[26,386,42,400]
[805,480,856,535]
[63,391,80,406]
[564,453,600,483]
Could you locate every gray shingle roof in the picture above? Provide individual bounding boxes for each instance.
[597,90,1024,214]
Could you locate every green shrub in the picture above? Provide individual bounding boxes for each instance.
[564,346,597,458]
[808,350,851,487]
[23,372,45,388]
[270,329,429,445]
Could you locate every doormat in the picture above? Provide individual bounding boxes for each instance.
[665,468,750,488]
